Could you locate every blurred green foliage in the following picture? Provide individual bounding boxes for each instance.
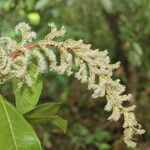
[69,123,111,150]
[0,0,150,149]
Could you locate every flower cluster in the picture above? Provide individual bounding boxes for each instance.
[0,22,145,147]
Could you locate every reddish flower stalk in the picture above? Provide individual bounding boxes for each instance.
[9,50,22,58]
[8,42,76,58]
[25,43,39,49]
[9,43,39,58]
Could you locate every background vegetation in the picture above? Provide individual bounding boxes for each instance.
[0,0,150,149]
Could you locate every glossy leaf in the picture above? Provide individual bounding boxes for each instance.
[24,103,68,133]
[25,102,61,123]
[51,116,68,133]
[13,62,43,114]
[0,95,42,150]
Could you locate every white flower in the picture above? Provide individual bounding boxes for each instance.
[108,107,122,121]
[32,50,47,74]
[124,128,137,148]
[123,111,138,128]
[15,22,36,45]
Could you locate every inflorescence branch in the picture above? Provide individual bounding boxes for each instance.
[0,22,145,148]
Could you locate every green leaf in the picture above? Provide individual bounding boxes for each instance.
[96,143,111,150]
[0,95,42,150]
[24,103,68,133]
[35,0,49,10]
[84,135,95,144]
[101,0,113,13]
[127,51,142,66]
[93,130,110,141]
[133,42,143,56]
[51,116,68,133]
[25,102,61,123]
[13,62,43,114]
